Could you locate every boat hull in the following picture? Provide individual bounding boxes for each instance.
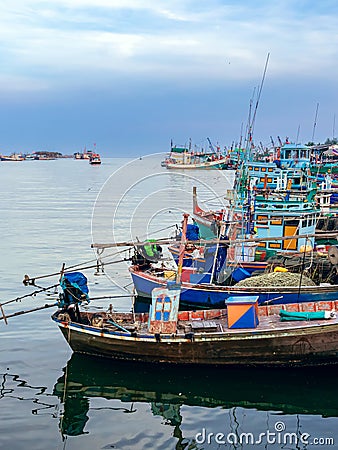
[54,314,338,366]
[165,160,228,170]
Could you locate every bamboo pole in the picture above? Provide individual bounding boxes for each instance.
[176,213,189,283]
[91,231,338,250]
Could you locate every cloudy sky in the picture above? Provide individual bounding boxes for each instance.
[0,0,337,156]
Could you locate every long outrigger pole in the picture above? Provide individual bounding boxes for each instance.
[91,231,338,250]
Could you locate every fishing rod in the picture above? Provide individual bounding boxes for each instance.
[0,303,57,325]
[22,256,131,285]
[1,283,60,307]
[86,294,137,301]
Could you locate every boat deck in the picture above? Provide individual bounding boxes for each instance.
[67,305,338,338]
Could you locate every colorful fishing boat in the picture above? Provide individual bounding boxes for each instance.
[162,140,230,170]
[52,278,338,366]
[310,143,338,175]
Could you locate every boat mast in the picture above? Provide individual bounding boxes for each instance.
[176,213,189,283]
[312,102,319,142]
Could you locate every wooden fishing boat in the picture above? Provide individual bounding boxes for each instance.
[162,141,230,170]
[52,298,338,366]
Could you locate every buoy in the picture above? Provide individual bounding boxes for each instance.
[274,266,288,273]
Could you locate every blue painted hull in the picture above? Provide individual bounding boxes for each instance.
[130,268,338,309]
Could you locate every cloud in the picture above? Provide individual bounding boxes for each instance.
[0,0,337,95]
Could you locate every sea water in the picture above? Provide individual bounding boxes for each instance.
[0,156,337,450]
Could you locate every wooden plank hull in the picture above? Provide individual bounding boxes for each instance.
[54,314,338,366]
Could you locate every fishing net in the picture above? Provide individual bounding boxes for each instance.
[234,271,316,287]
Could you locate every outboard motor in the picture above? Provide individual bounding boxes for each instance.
[58,272,90,321]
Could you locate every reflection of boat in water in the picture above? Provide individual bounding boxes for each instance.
[53,353,338,437]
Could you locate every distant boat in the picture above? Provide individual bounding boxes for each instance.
[162,139,231,170]
[0,153,24,161]
[74,149,92,159]
[89,153,101,165]
[24,153,37,160]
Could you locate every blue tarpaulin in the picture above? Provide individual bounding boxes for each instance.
[59,272,89,307]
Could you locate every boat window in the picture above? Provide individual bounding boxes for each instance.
[271,217,282,225]
[269,242,281,249]
[257,215,268,224]
[285,219,299,226]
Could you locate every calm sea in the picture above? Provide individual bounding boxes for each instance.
[0,156,337,450]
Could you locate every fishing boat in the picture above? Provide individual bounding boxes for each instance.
[0,153,24,161]
[74,148,92,159]
[89,153,101,165]
[310,143,338,174]
[10,255,338,367]
[162,139,230,170]
[52,281,338,366]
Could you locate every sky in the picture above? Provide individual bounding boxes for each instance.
[0,0,337,156]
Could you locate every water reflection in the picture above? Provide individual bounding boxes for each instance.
[0,371,57,417]
[53,353,338,441]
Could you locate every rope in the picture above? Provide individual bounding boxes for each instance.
[59,325,71,447]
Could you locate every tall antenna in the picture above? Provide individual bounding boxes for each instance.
[296,124,301,144]
[311,102,319,142]
[333,113,336,140]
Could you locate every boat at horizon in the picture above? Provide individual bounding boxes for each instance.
[89,153,101,164]
[0,153,24,161]
[162,139,234,170]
